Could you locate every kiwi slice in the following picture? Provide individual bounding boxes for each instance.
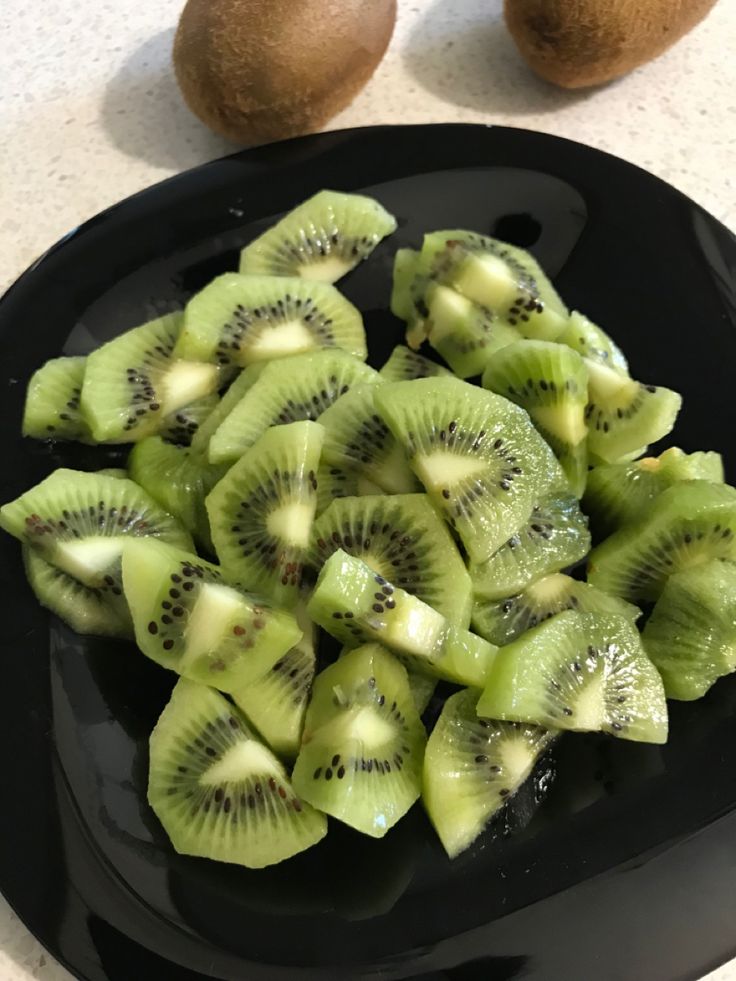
[584,360,681,463]
[558,311,629,374]
[127,437,229,551]
[239,190,397,283]
[423,688,554,858]
[232,608,316,758]
[207,420,323,605]
[1,468,192,608]
[308,550,497,686]
[315,463,385,515]
[482,339,589,496]
[375,376,566,563]
[291,644,425,837]
[390,249,421,323]
[22,546,132,638]
[583,446,725,538]
[472,572,640,646]
[208,349,377,464]
[642,560,736,700]
[23,356,91,442]
[159,393,220,446]
[588,481,736,602]
[318,384,417,494]
[379,345,452,383]
[80,313,222,443]
[421,284,521,378]
[148,677,326,869]
[419,231,569,341]
[189,363,265,455]
[470,492,591,599]
[477,610,668,743]
[309,494,473,627]
[174,273,366,367]
[122,537,301,689]
[338,645,436,716]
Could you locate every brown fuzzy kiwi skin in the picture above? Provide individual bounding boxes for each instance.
[504,0,718,89]
[173,0,397,146]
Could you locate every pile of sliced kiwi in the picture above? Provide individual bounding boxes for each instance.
[3,188,734,871]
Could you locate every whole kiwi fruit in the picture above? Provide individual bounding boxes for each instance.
[504,0,719,89]
[173,0,397,145]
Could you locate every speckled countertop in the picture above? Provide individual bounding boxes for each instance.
[1,1,735,978]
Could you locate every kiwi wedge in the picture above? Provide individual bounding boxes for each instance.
[584,360,681,463]
[477,610,668,743]
[558,311,629,374]
[390,249,421,323]
[239,190,397,283]
[423,688,554,858]
[472,572,639,646]
[375,376,566,563]
[469,492,591,599]
[122,537,301,690]
[127,437,228,551]
[174,273,366,367]
[315,463,385,515]
[81,313,222,443]
[208,349,377,464]
[189,363,265,455]
[159,393,220,446]
[419,231,569,341]
[0,468,192,609]
[583,446,725,538]
[588,481,736,602]
[23,356,91,442]
[207,420,324,605]
[308,550,497,686]
[421,284,521,378]
[318,384,417,494]
[23,546,132,638]
[483,339,589,495]
[148,677,327,869]
[232,608,316,758]
[379,345,452,383]
[642,560,736,700]
[309,494,473,627]
[291,644,425,837]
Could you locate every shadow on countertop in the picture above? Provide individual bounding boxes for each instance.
[402,0,593,115]
[100,28,235,170]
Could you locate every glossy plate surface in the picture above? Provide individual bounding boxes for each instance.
[1,125,735,981]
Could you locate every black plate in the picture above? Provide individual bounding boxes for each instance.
[1,124,735,981]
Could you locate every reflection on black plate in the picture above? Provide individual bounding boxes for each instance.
[1,125,735,981]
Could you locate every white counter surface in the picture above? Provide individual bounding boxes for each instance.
[1,0,735,978]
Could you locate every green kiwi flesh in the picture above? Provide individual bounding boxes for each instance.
[23,356,91,441]
[469,492,591,599]
[558,311,629,374]
[588,481,736,602]
[478,610,668,743]
[642,560,736,700]
[423,687,554,858]
[375,376,566,563]
[239,190,397,283]
[583,446,725,538]
[291,644,425,837]
[206,420,324,605]
[189,363,266,454]
[308,550,497,687]
[315,462,385,515]
[318,383,418,494]
[309,494,473,627]
[584,360,681,463]
[23,546,132,638]
[174,273,366,366]
[390,250,421,323]
[122,538,302,691]
[208,349,377,464]
[0,468,193,603]
[379,345,452,383]
[159,393,220,446]
[80,314,222,443]
[148,677,326,868]
[483,339,589,495]
[419,231,568,340]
